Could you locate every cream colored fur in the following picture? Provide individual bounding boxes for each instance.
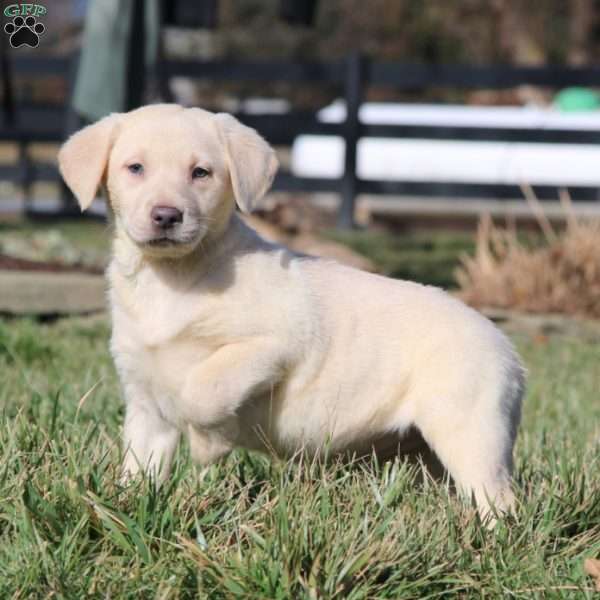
[59,104,525,515]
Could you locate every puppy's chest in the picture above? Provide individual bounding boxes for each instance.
[110,288,223,422]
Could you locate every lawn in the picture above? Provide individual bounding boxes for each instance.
[326,229,476,289]
[0,218,599,597]
[0,314,599,598]
[0,218,476,287]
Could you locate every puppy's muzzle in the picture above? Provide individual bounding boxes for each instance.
[151,205,183,230]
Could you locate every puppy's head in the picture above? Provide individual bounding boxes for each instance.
[58,104,278,258]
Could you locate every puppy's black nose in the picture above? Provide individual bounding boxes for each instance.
[151,206,183,229]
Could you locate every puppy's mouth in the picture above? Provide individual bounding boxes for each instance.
[146,237,182,247]
[137,230,204,255]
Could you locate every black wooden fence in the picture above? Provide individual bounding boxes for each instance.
[3,52,600,227]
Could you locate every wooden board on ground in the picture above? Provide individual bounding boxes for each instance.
[0,271,106,315]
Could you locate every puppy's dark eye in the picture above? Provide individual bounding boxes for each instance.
[192,166,210,179]
[128,163,144,175]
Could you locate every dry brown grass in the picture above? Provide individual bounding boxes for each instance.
[456,187,600,319]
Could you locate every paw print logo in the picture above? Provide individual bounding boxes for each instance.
[4,16,45,48]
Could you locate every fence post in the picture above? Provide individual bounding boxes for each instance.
[0,31,15,125]
[125,0,146,110]
[337,51,366,229]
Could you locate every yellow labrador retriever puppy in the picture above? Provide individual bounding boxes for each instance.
[59,104,525,515]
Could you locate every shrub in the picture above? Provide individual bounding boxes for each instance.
[456,188,600,319]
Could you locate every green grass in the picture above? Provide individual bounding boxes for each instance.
[0,219,109,254]
[0,219,476,286]
[0,315,599,598]
[0,218,110,268]
[326,229,476,288]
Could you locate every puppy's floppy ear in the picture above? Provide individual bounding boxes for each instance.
[215,113,279,213]
[58,113,121,211]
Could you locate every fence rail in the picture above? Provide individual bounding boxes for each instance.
[2,52,600,225]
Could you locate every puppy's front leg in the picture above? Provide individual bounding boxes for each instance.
[180,339,284,429]
[121,388,180,484]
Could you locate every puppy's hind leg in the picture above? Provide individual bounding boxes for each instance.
[412,362,524,517]
[187,417,239,466]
